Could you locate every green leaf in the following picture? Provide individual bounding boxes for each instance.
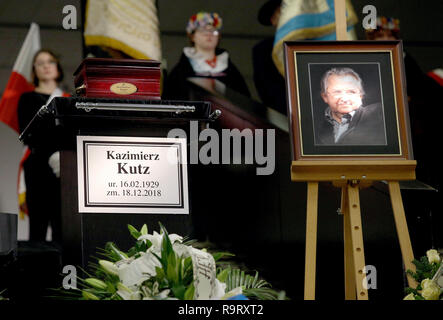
[140,224,148,235]
[159,223,174,259]
[217,268,230,283]
[184,256,192,271]
[127,247,137,257]
[144,239,153,249]
[240,270,245,288]
[107,282,116,294]
[155,266,165,281]
[171,284,186,300]
[85,278,108,291]
[182,258,194,284]
[166,257,179,286]
[235,269,240,288]
[134,240,148,254]
[251,272,259,288]
[128,224,141,240]
[82,290,100,300]
[177,257,184,283]
[105,242,128,261]
[184,283,195,300]
[221,268,284,300]
[212,252,235,262]
[244,287,280,300]
[167,247,177,269]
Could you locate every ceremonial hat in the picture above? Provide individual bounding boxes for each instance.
[365,16,400,40]
[186,12,223,34]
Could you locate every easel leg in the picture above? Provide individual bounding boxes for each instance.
[304,182,319,300]
[388,181,417,288]
[342,185,357,299]
[347,183,369,300]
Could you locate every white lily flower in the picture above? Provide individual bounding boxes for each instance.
[117,252,161,287]
[426,249,441,264]
[138,231,183,251]
[169,233,184,244]
[420,279,441,300]
[173,243,191,258]
[138,231,161,248]
[116,283,142,300]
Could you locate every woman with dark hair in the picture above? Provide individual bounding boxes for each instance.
[17,49,68,243]
[163,12,250,100]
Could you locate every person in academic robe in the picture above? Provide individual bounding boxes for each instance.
[17,49,68,243]
[163,12,250,100]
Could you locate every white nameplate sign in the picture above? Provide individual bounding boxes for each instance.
[77,136,189,214]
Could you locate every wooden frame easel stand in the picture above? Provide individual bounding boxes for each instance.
[294,160,418,300]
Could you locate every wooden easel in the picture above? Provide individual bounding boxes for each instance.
[296,1,418,300]
[295,160,418,300]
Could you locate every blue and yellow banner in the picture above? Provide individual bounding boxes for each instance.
[272,0,358,75]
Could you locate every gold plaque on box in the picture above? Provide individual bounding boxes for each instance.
[110,82,138,95]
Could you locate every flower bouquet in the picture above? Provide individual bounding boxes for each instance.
[61,223,286,300]
[403,249,442,300]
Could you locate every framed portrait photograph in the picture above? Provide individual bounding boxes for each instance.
[284,41,413,161]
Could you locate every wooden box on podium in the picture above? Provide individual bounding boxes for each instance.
[74,58,161,100]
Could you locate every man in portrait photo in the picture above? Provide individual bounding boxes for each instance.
[314,67,387,145]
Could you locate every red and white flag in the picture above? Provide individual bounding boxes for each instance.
[0,22,41,132]
[427,68,443,87]
[0,23,41,219]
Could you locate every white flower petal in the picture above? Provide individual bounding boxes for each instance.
[211,279,227,300]
[117,253,161,287]
[117,290,131,300]
[169,234,183,244]
[403,293,415,300]
[426,249,441,264]
[173,243,190,258]
[158,289,170,299]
